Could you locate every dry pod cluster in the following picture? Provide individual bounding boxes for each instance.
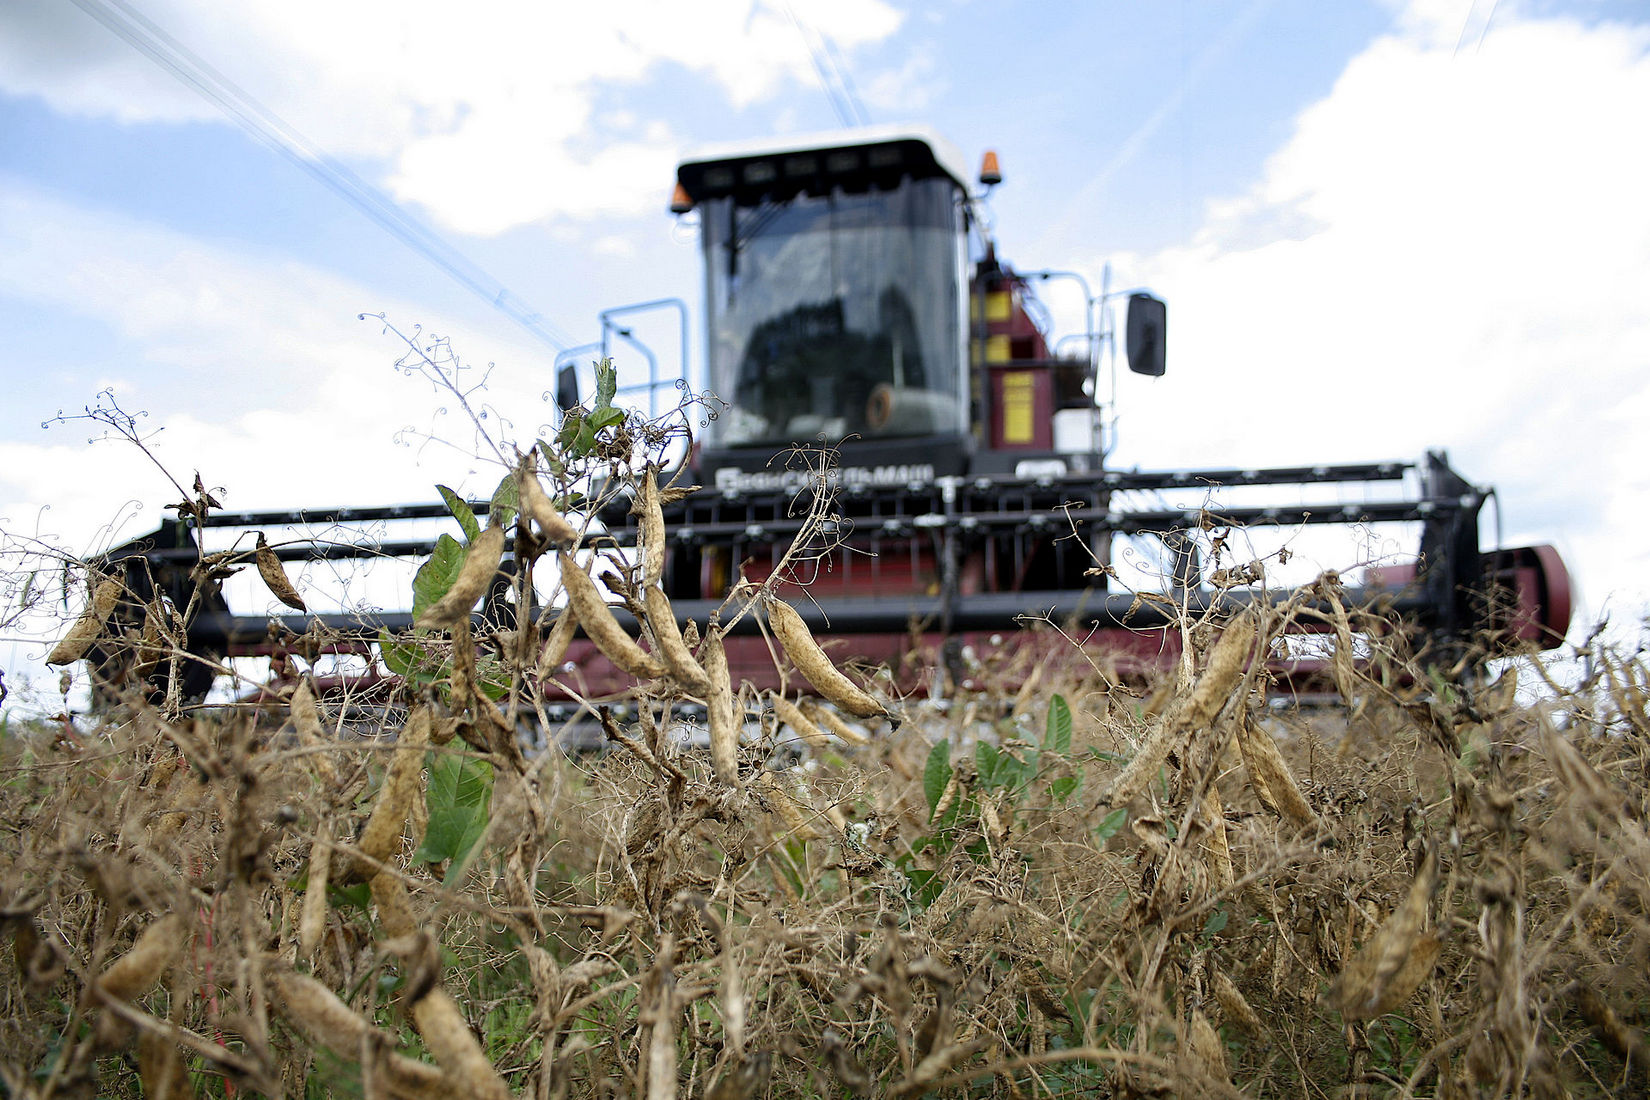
[634,465,667,590]
[270,968,454,1099]
[1327,849,1441,1020]
[1107,611,1255,807]
[45,574,124,666]
[643,584,711,696]
[16,425,1632,1100]
[95,913,187,1003]
[255,532,306,611]
[765,596,886,719]
[289,677,336,784]
[349,704,433,879]
[770,691,829,752]
[558,549,667,680]
[536,602,580,679]
[703,627,740,786]
[517,453,579,549]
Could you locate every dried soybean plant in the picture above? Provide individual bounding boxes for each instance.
[6,376,1650,1098]
[0,374,892,1096]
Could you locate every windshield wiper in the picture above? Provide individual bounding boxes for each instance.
[726,196,797,280]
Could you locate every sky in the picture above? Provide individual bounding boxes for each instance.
[1,0,1647,710]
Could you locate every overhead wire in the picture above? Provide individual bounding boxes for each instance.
[1030,0,1276,257]
[782,1,870,129]
[1453,0,1503,57]
[816,25,871,127]
[66,0,574,352]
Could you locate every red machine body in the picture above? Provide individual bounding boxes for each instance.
[98,128,1572,710]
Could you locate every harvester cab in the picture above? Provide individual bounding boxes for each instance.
[661,127,1163,484]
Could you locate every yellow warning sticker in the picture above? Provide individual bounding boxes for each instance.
[1002,372,1033,444]
[986,290,1013,323]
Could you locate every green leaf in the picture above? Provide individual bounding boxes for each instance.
[1050,775,1079,803]
[1201,907,1230,939]
[555,412,583,449]
[1095,807,1129,844]
[471,655,512,701]
[1046,694,1073,756]
[556,410,602,459]
[414,751,494,886]
[436,484,480,542]
[328,881,372,912]
[591,406,626,431]
[412,533,466,619]
[975,741,1001,791]
[536,438,564,477]
[378,629,415,677]
[594,357,617,413]
[489,470,519,529]
[775,839,808,898]
[378,630,444,687]
[922,740,952,814]
[904,867,943,907]
[1010,747,1038,793]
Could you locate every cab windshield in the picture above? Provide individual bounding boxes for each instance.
[700,176,967,449]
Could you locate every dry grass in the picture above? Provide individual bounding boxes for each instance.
[6,577,1648,1099]
[4,395,1647,1098]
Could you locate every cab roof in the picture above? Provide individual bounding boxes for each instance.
[676,125,972,207]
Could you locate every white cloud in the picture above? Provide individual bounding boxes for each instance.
[591,234,639,260]
[856,43,941,116]
[0,0,905,232]
[0,184,562,543]
[1091,4,1650,608]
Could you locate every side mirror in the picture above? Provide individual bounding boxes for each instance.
[1125,293,1167,377]
[556,363,580,411]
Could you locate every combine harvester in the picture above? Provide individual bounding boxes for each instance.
[90,128,1571,708]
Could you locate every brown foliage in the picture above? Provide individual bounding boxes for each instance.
[7,451,1650,1100]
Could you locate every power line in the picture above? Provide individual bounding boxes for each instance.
[1453,0,1502,56]
[1031,0,1275,257]
[783,2,870,128]
[818,33,871,128]
[67,0,574,352]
